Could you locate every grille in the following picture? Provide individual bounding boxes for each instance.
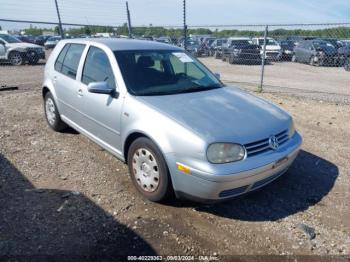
[219,185,249,198]
[244,130,289,157]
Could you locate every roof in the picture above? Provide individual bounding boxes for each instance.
[59,37,182,51]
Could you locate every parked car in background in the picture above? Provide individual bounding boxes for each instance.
[181,39,201,56]
[0,34,45,65]
[14,35,35,44]
[42,38,302,202]
[201,37,216,56]
[252,37,282,61]
[44,36,62,49]
[34,35,50,46]
[222,37,261,64]
[292,40,339,66]
[155,36,172,44]
[278,40,295,61]
[210,38,227,58]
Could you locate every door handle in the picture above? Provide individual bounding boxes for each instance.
[53,76,57,83]
[77,89,83,97]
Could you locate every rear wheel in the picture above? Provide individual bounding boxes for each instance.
[127,137,173,202]
[344,58,350,71]
[44,92,68,132]
[228,55,234,64]
[8,51,24,66]
[28,51,39,65]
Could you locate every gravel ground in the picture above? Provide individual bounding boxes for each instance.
[200,57,350,104]
[0,60,350,259]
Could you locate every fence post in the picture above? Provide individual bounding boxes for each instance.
[126,1,132,38]
[259,25,268,92]
[183,0,187,51]
[54,0,64,38]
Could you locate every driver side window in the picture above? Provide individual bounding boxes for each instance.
[82,46,115,88]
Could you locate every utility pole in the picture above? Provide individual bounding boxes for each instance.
[126,1,132,38]
[54,0,64,38]
[183,0,187,51]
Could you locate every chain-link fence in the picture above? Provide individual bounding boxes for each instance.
[1,0,350,102]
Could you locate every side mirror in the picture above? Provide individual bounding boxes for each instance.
[87,82,115,95]
[214,73,220,80]
[0,41,5,45]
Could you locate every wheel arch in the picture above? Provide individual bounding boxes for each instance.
[123,131,167,165]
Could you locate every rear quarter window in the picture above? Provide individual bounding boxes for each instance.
[54,44,70,72]
[54,43,85,79]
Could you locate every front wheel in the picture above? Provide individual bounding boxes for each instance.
[127,137,173,202]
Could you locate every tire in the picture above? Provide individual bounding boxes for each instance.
[28,51,39,65]
[291,55,297,63]
[309,56,315,66]
[8,51,24,66]
[44,92,68,132]
[127,137,173,202]
[344,58,350,71]
[228,55,234,64]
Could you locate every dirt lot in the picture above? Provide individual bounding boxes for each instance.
[1,60,350,258]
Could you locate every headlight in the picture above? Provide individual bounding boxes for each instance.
[288,120,296,138]
[207,143,246,164]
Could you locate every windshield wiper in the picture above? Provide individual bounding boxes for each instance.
[178,85,221,94]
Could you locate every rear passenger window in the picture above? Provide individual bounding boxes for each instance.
[54,44,70,72]
[82,46,115,88]
[60,44,85,79]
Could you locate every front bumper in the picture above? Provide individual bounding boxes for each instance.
[167,132,302,202]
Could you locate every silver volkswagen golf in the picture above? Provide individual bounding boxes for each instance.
[42,38,302,202]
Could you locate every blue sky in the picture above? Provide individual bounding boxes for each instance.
[1,0,350,30]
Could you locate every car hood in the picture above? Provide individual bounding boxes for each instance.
[137,87,291,144]
[7,42,42,49]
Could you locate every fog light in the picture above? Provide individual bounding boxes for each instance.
[176,163,191,174]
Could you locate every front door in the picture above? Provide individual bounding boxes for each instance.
[75,45,123,153]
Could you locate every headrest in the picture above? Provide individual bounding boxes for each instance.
[137,56,154,68]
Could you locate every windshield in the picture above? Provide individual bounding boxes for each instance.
[313,41,335,50]
[48,36,61,41]
[0,34,21,43]
[186,40,199,46]
[258,39,277,46]
[114,50,222,96]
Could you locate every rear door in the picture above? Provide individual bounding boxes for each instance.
[53,43,86,124]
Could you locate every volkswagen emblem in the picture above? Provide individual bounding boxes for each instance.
[269,136,279,150]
